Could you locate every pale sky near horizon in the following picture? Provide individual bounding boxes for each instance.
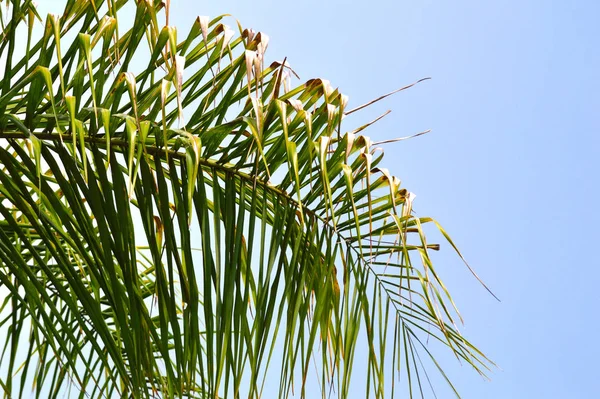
[33,1,600,397]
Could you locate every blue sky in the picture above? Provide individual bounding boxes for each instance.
[32,0,600,397]
[167,0,598,397]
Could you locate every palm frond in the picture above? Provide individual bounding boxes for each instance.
[0,1,493,398]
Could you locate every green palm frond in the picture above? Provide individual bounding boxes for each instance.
[0,0,493,398]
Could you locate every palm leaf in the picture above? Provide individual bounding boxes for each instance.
[0,1,493,398]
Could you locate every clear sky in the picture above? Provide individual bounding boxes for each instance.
[168,1,597,397]
[34,0,600,397]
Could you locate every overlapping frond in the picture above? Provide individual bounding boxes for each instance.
[0,0,492,398]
